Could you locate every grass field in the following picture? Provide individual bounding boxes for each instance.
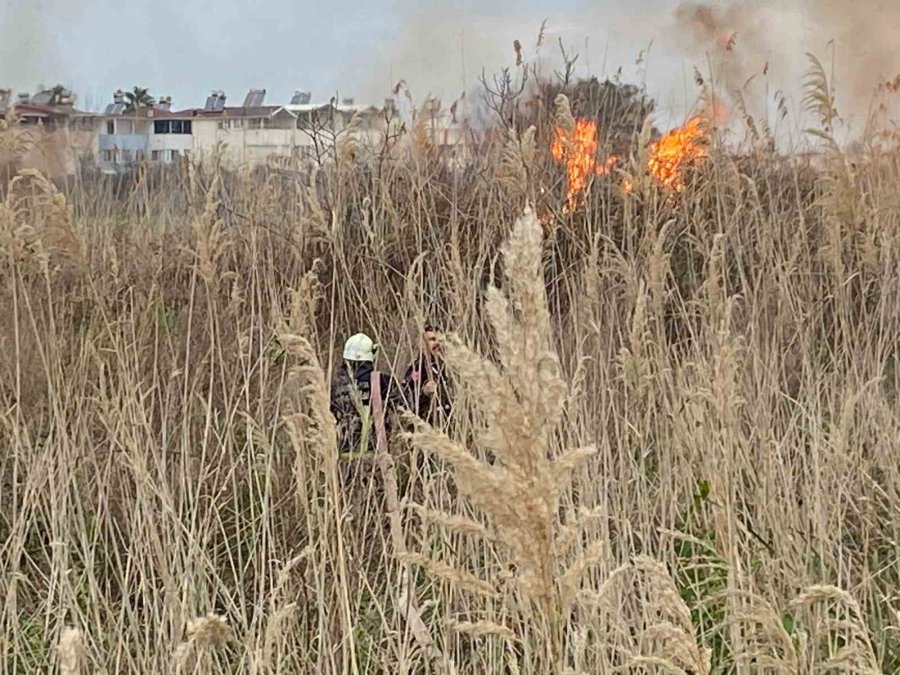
[2,71,900,674]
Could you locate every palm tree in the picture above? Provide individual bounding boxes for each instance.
[124,86,155,113]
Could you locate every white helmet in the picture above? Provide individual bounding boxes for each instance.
[342,333,376,362]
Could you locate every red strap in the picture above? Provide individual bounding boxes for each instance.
[370,372,388,454]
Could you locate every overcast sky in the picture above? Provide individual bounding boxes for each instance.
[2,0,898,134]
[1,0,717,116]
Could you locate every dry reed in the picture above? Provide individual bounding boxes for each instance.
[0,60,899,675]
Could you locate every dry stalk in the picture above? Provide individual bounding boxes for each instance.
[174,614,232,670]
[192,174,227,285]
[57,627,87,675]
[406,206,599,671]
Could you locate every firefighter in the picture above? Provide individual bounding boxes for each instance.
[404,325,452,424]
[329,333,402,456]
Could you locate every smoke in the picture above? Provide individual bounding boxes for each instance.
[338,0,900,135]
[345,5,538,108]
[807,0,900,100]
[673,0,900,127]
[2,0,896,134]
[0,0,82,94]
[674,2,772,99]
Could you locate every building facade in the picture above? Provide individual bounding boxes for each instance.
[0,88,98,180]
[188,90,382,167]
[2,86,475,178]
[96,91,195,172]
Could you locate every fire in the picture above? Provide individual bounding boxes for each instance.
[548,109,717,205]
[550,118,619,213]
[645,116,709,192]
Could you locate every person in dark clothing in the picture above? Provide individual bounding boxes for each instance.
[330,333,402,456]
[404,325,452,424]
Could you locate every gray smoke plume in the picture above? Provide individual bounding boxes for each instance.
[807,0,900,100]
[673,0,900,128]
[0,0,82,95]
[344,4,541,108]
[674,2,771,98]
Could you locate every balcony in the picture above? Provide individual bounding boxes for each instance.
[98,134,148,153]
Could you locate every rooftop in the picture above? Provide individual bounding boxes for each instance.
[14,101,92,118]
[197,105,283,118]
[279,102,335,115]
[336,103,382,115]
[148,108,199,119]
[100,106,201,119]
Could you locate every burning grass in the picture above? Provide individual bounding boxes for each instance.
[550,118,620,212]
[646,115,710,192]
[1,75,900,674]
[550,104,716,208]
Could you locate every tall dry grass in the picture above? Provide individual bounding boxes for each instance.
[1,68,900,674]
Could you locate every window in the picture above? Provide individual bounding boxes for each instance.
[217,120,225,130]
[106,120,115,135]
[154,120,191,134]
[151,150,161,161]
[101,150,114,162]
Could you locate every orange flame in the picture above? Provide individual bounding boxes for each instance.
[551,118,619,213]
[645,116,709,192]
[549,110,717,204]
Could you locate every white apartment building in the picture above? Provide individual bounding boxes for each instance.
[97,91,194,171]
[148,113,193,162]
[89,88,473,172]
[3,85,477,178]
[189,90,389,167]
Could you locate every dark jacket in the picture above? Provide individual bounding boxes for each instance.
[404,355,452,423]
[330,361,402,455]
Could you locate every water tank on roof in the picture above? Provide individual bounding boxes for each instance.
[205,91,226,112]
